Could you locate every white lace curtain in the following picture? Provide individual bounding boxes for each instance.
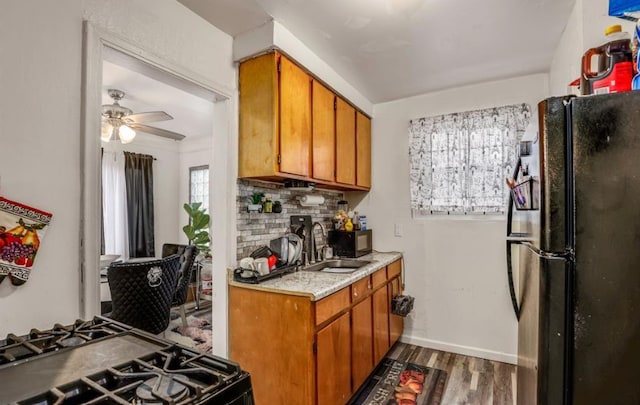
[102,151,130,261]
[409,103,531,215]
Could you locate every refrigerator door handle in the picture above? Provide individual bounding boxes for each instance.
[521,240,573,261]
[506,158,520,238]
[506,239,570,321]
[506,240,521,320]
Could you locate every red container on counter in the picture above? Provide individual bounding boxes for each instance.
[581,25,633,95]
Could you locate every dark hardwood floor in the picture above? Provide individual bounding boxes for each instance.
[386,343,516,405]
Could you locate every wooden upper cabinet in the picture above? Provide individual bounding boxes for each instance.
[336,97,356,185]
[239,51,371,190]
[356,112,371,188]
[312,80,335,182]
[279,55,311,177]
[238,52,310,179]
[238,52,278,178]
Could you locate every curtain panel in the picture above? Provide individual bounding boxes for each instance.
[102,151,130,261]
[409,103,531,215]
[124,152,155,258]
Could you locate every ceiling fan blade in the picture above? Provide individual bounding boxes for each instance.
[124,111,173,123]
[128,123,186,141]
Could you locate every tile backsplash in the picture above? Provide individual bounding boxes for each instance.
[236,179,343,261]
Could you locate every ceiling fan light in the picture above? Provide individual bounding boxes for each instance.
[101,121,114,142]
[118,124,136,144]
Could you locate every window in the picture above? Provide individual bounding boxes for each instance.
[189,165,209,212]
[408,104,531,216]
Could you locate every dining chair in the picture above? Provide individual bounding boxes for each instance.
[161,243,198,327]
[106,254,181,335]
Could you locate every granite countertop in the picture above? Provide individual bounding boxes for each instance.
[228,251,402,301]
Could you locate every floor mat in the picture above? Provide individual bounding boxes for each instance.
[348,357,448,405]
[164,310,212,353]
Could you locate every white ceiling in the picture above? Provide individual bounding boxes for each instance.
[102,59,214,142]
[180,0,576,103]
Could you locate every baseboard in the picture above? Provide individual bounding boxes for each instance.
[399,334,517,365]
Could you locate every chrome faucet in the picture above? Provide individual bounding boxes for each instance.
[310,222,327,264]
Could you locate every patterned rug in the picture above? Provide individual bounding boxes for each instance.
[164,309,212,353]
[348,357,448,405]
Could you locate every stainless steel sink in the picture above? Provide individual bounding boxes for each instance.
[303,259,372,274]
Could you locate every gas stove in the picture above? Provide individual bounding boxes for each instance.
[0,316,254,405]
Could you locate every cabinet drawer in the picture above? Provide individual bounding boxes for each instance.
[371,268,387,289]
[387,260,401,280]
[351,276,372,301]
[316,287,350,326]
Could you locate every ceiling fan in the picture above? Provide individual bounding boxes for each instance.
[101,89,186,143]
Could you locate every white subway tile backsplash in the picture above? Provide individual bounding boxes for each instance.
[236,179,342,260]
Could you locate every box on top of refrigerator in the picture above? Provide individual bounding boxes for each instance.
[609,0,640,20]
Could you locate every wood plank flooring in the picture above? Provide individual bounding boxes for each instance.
[384,342,517,405]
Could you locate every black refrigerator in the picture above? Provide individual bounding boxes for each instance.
[506,93,640,405]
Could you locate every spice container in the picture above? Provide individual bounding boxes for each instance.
[263,196,273,213]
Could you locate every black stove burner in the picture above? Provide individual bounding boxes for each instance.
[0,318,126,365]
[0,317,255,405]
[136,374,190,403]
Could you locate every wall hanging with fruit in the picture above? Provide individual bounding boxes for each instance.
[0,197,53,286]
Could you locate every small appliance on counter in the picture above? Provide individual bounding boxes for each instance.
[0,317,255,404]
[328,229,372,258]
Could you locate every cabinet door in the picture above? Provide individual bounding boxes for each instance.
[372,286,390,364]
[238,53,278,178]
[351,296,373,391]
[317,312,352,405]
[389,277,404,346]
[335,97,356,185]
[312,80,335,182]
[356,112,371,188]
[279,55,311,177]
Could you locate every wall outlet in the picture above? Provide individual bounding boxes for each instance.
[394,223,402,237]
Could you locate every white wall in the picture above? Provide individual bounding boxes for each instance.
[0,0,84,335]
[351,74,549,363]
[234,20,373,115]
[102,137,182,254]
[0,1,236,355]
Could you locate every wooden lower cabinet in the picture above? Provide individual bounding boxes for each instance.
[351,296,373,389]
[389,277,404,346]
[229,287,314,404]
[229,259,403,405]
[317,312,352,405]
[372,286,390,364]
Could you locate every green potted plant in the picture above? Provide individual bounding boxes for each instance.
[247,191,264,213]
[183,202,211,258]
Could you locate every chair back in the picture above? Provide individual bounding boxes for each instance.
[161,243,198,307]
[107,254,180,334]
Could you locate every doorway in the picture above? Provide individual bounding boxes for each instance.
[81,22,235,357]
[99,47,215,312]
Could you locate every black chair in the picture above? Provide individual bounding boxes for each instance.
[106,254,181,335]
[162,244,198,327]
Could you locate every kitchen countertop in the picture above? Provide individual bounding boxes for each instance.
[228,251,402,301]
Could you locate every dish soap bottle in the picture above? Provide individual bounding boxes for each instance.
[345,218,354,232]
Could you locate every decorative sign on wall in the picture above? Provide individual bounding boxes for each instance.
[0,197,53,286]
